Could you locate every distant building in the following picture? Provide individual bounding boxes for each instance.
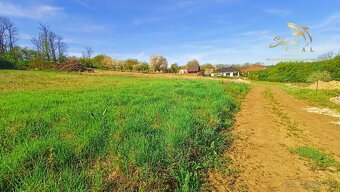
[219,67,240,77]
[179,69,188,74]
[187,65,200,73]
[211,73,222,77]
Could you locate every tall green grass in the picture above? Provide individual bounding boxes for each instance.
[0,70,249,191]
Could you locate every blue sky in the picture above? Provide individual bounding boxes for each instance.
[0,0,339,65]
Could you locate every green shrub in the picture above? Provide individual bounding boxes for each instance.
[249,56,340,82]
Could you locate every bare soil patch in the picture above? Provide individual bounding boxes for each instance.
[308,81,340,90]
[208,85,340,191]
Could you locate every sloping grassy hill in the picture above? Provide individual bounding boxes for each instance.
[248,56,340,82]
[0,70,249,191]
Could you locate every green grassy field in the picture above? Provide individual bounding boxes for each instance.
[0,70,249,191]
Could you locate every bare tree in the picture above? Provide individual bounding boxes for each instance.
[0,16,18,56]
[31,23,68,65]
[318,51,335,61]
[82,47,94,59]
[57,36,67,61]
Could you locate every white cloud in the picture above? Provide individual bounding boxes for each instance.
[132,17,163,25]
[313,35,340,53]
[73,0,97,12]
[264,8,293,17]
[237,30,271,37]
[0,2,63,19]
[312,12,340,33]
[19,33,32,40]
[65,22,107,33]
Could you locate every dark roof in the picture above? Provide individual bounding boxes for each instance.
[220,67,240,73]
[187,65,200,72]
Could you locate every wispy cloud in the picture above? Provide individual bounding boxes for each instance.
[237,30,270,37]
[132,17,163,25]
[73,0,97,12]
[0,2,63,19]
[312,12,340,31]
[264,8,293,17]
[66,23,106,33]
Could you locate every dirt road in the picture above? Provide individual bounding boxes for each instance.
[209,85,340,191]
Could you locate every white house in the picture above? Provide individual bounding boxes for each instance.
[220,67,240,77]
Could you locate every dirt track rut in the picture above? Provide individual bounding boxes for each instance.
[209,85,340,192]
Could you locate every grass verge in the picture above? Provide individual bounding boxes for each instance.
[291,146,340,170]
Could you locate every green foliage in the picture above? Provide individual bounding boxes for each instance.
[0,56,16,69]
[201,63,214,71]
[133,62,149,72]
[186,59,199,68]
[307,71,332,83]
[0,70,249,191]
[292,147,340,169]
[91,54,114,69]
[249,57,340,82]
[170,63,180,73]
[28,53,47,69]
[79,58,93,68]
[124,58,139,71]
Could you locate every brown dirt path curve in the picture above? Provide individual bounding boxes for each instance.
[208,85,340,192]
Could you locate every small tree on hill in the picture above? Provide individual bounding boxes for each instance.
[307,71,332,94]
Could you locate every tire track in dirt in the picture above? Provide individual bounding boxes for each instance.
[208,85,340,192]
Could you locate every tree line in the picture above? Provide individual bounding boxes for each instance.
[0,16,69,69]
[0,16,255,73]
[2,16,337,76]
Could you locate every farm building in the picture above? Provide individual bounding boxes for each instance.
[219,67,240,77]
[178,69,188,74]
[187,65,200,73]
